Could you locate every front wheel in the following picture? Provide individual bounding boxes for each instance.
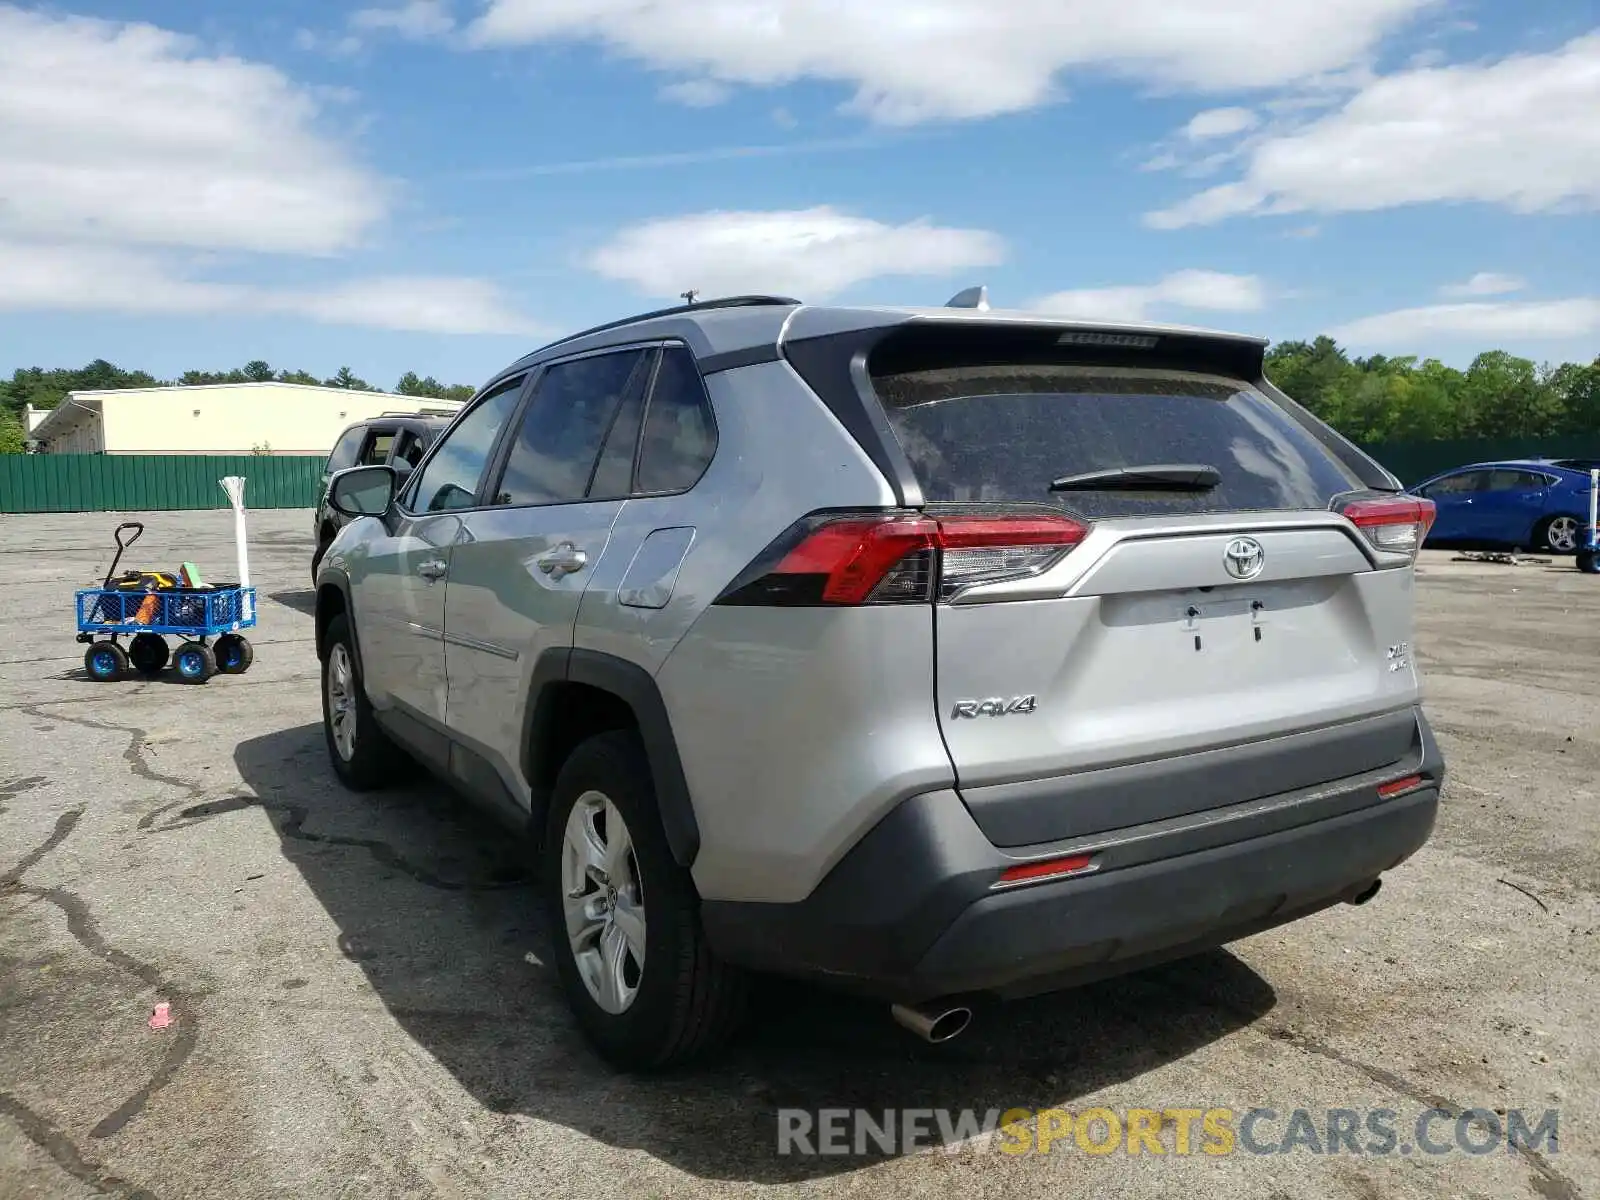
[543,731,747,1070]
[1538,515,1582,554]
[173,641,216,683]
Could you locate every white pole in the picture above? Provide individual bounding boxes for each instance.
[1590,469,1599,541]
[219,476,251,619]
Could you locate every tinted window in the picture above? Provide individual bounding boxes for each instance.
[1486,469,1549,491]
[492,351,647,506]
[1424,471,1489,496]
[408,378,524,513]
[636,348,717,494]
[327,426,366,471]
[394,431,426,469]
[359,430,395,465]
[873,364,1359,519]
[589,381,646,499]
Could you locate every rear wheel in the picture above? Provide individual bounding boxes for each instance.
[128,633,169,676]
[84,641,128,682]
[321,614,401,790]
[1578,548,1599,575]
[1538,515,1582,554]
[543,731,747,1071]
[173,641,215,684]
[215,634,253,674]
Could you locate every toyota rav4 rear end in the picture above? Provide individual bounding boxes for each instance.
[672,307,1443,1019]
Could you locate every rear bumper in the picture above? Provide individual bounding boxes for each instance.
[702,706,1443,1003]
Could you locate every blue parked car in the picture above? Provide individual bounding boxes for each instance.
[1409,458,1600,554]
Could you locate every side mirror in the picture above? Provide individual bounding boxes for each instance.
[328,465,397,518]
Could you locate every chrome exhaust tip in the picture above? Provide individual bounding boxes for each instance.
[890,1001,973,1044]
[1346,878,1382,906]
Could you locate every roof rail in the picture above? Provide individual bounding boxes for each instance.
[536,294,802,354]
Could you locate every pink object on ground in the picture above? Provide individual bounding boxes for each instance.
[148,1002,172,1030]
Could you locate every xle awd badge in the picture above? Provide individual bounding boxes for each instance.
[1223,536,1265,580]
[952,696,1038,719]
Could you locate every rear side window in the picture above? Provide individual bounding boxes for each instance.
[1486,469,1550,491]
[327,426,365,471]
[636,347,717,494]
[871,364,1360,519]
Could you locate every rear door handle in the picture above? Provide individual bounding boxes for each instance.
[537,544,588,577]
[417,559,448,581]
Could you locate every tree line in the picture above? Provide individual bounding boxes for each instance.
[1266,339,1599,444]
[3,343,1596,455]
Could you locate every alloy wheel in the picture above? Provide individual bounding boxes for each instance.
[561,790,647,1015]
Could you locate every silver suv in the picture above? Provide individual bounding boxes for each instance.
[313,293,1444,1069]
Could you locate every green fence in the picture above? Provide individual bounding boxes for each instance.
[1356,437,1599,488]
[0,454,325,514]
[3,438,1596,513]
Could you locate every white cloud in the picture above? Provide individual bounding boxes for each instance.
[0,6,387,255]
[1330,299,1600,347]
[586,207,1005,300]
[285,277,540,335]
[1030,270,1266,322]
[350,1,456,40]
[660,79,733,108]
[1439,272,1527,298]
[295,27,363,57]
[1147,32,1600,227]
[0,241,541,336]
[1184,107,1259,140]
[467,0,1437,123]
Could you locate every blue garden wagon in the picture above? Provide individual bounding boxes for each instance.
[76,582,257,684]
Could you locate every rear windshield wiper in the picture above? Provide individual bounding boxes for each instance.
[1049,464,1222,492]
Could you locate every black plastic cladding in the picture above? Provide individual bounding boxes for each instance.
[780,321,1402,501]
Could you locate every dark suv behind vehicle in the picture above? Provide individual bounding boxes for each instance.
[312,412,455,579]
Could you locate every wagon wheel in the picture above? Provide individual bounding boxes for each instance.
[215,634,254,675]
[129,633,169,676]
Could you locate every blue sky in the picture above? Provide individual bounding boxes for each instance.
[1,0,1597,392]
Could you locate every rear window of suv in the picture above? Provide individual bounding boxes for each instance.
[871,362,1360,519]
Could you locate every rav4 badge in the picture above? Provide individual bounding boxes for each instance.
[952,696,1038,719]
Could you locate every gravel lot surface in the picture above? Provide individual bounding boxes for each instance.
[2,510,1595,1199]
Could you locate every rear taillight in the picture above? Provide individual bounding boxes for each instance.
[715,510,1089,606]
[1337,495,1436,559]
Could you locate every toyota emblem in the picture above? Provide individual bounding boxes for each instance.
[1223,536,1265,580]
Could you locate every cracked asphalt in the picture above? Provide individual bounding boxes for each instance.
[1,509,1597,1200]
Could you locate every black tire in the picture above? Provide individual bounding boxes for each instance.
[1578,549,1600,575]
[311,526,335,585]
[320,613,401,790]
[128,633,169,676]
[1536,514,1583,555]
[84,641,128,682]
[543,731,747,1071]
[172,641,216,684]
[215,634,254,674]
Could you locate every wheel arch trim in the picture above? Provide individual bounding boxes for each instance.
[523,647,701,867]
